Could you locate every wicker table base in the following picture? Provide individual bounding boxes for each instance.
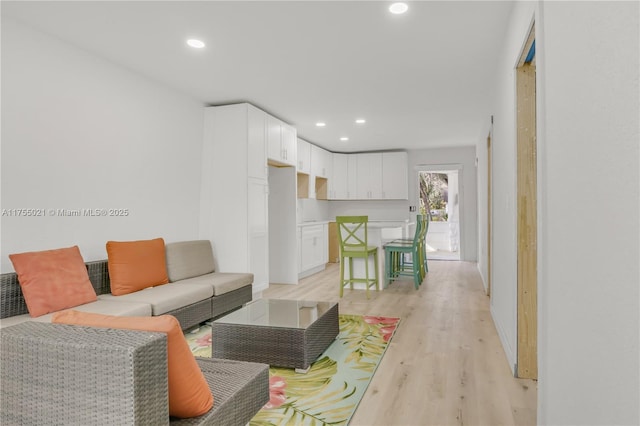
[212,299,339,370]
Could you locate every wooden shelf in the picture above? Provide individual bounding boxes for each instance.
[297,173,309,198]
[315,177,328,200]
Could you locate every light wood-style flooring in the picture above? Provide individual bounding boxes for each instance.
[263,260,537,426]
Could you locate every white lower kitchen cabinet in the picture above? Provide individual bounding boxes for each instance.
[298,222,328,279]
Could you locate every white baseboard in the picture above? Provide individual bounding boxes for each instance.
[298,264,326,280]
[476,262,488,294]
[490,304,517,375]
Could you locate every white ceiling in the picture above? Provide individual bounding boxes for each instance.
[2,1,514,153]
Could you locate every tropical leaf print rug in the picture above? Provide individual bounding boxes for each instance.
[184,314,400,426]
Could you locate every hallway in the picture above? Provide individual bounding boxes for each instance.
[263,260,537,425]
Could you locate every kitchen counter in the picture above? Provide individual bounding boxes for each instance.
[298,220,331,226]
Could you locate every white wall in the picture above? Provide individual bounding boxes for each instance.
[1,19,205,271]
[298,198,330,223]
[407,146,477,262]
[478,1,639,423]
[476,1,537,373]
[329,199,409,222]
[476,128,490,290]
[536,1,639,424]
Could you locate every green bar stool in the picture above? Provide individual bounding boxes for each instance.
[390,214,429,280]
[336,216,379,299]
[384,215,426,289]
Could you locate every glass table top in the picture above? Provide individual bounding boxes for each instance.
[213,298,337,330]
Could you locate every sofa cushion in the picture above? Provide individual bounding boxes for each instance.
[98,283,213,315]
[165,240,216,282]
[106,238,169,296]
[8,246,97,317]
[0,314,35,328]
[177,272,253,296]
[0,300,152,329]
[52,311,214,418]
[66,299,153,317]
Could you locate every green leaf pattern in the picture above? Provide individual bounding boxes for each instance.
[250,314,400,426]
[185,314,400,426]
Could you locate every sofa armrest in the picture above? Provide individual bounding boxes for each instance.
[1,322,169,425]
[171,358,269,426]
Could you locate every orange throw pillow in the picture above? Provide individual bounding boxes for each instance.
[106,238,169,295]
[52,311,214,418]
[9,246,97,317]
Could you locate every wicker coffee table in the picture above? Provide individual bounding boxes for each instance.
[211,299,339,371]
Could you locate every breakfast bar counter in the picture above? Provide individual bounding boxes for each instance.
[343,219,413,291]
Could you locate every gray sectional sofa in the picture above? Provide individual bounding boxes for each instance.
[1,322,269,425]
[0,240,268,425]
[0,240,253,330]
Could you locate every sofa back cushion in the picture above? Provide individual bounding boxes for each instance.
[52,311,214,418]
[106,238,169,296]
[165,240,216,282]
[8,246,97,317]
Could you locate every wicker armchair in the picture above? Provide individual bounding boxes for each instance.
[1,322,269,425]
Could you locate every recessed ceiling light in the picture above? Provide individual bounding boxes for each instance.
[340,137,349,141]
[389,2,408,14]
[316,122,326,127]
[186,39,206,48]
[355,118,366,124]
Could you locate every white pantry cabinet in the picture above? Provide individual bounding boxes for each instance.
[199,103,272,293]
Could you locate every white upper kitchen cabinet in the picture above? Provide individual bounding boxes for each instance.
[356,153,383,199]
[199,103,270,294]
[267,114,296,167]
[330,153,349,200]
[322,149,333,182]
[382,152,409,199]
[348,155,358,199]
[281,123,297,166]
[310,144,330,178]
[297,138,311,174]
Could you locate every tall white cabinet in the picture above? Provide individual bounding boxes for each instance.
[199,103,276,294]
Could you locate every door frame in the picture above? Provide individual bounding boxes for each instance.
[487,132,492,297]
[515,23,537,380]
[414,163,464,261]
